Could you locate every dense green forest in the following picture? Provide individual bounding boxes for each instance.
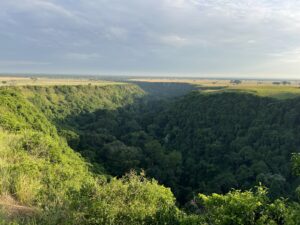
[1,83,300,224]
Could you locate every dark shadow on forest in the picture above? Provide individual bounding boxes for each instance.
[127,81,200,98]
[59,90,300,205]
[61,94,188,202]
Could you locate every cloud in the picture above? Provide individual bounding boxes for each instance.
[2,0,74,18]
[105,27,129,41]
[159,35,189,47]
[0,60,51,66]
[1,0,300,77]
[268,48,300,63]
[64,53,101,61]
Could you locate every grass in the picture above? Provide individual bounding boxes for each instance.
[131,78,300,99]
[0,77,123,87]
[2,76,300,99]
[226,85,300,99]
[199,85,300,100]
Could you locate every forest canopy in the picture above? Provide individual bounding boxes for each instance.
[0,83,300,224]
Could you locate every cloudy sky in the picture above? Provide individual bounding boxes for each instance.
[1,0,300,78]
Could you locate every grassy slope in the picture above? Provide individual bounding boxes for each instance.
[0,88,56,134]
[19,84,145,122]
[200,85,300,100]
[0,83,146,223]
[226,85,300,100]
[0,87,93,203]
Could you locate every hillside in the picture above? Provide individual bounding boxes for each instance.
[0,87,94,223]
[0,84,181,224]
[58,90,300,203]
[1,83,300,224]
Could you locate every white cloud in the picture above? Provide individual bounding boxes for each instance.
[268,48,300,63]
[163,0,192,9]
[0,60,51,66]
[64,53,101,61]
[159,35,189,47]
[1,0,74,18]
[105,27,129,41]
[1,0,300,77]
[31,0,74,17]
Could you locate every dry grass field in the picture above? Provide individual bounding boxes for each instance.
[130,78,300,87]
[0,76,121,86]
[1,76,300,99]
[130,78,300,99]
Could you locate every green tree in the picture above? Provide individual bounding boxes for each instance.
[197,186,289,225]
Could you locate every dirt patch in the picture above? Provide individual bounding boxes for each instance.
[0,195,36,219]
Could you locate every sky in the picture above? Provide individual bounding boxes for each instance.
[1,0,300,78]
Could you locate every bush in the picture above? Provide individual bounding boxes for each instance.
[62,172,182,225]
[196,186,294,225]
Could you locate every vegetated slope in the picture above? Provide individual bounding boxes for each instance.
[19,84,144,122]
[0,88,56,135]
[161,92,300,201]
[0,88,94,222]
[63,90,300,204]
[1,84,300,224]
[20,84,145,153]
[0,85,181,225]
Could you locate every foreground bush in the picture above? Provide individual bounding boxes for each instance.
[52,172,182,225]
[195,186,299,225]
